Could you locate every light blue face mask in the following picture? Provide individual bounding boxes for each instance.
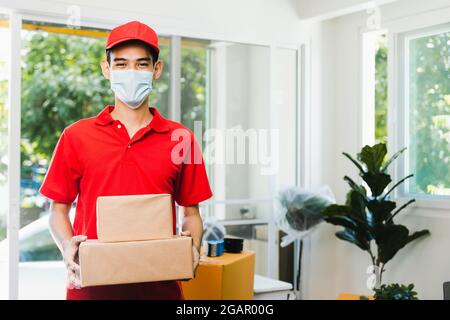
[109,69,153,109]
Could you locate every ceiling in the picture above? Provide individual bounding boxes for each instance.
[295,0,400,21]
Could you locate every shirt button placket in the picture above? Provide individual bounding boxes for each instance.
[115,121,129,147]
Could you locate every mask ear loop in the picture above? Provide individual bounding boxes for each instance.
[107,61,114,81]
[151,61,156,80]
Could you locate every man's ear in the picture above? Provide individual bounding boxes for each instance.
[153,60,164,80]
[100,60,110,80]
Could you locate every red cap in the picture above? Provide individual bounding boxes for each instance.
[106,21,159,54]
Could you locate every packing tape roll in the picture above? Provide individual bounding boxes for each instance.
[207,240,224,257]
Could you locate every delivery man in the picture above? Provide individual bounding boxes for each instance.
[38,20,213,300]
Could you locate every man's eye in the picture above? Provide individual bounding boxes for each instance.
[115,63,126,67]
[139,63,149,67]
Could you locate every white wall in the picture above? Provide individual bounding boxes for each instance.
[304,0,450,299]
[297,19,341,300]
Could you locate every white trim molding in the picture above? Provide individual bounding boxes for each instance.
[7,12,21,301]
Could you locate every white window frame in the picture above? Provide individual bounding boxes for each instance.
[6,11,21,301]
[200,43,302,279]
[398,23,450,197]
[388,7,450,210]
[296,40,311,298]
[357,5,450,211]
[3,11,303,299]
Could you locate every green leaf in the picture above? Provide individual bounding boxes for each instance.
[386,199,416,223]
[346,190,368,222]
[335,230,370,252]
[377,224,410,264]
[373,283,419,300]
[362,172,392,197]
[367,199,396,227]
[323,201,367,227]
[406,230,430,244]
[381,147,407,172]
[322,204,351,217]
[343,152,365,173]
[383,174,414,199]
[377,225,429,265]
[358,143,387,173]
[324,216,359,230]
[343,176,367,198]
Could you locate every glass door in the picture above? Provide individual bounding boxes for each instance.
[17,19,170,299]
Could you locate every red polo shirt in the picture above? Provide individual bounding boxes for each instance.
[39,105,213,300]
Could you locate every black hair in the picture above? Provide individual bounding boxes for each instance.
[106,39,159,66]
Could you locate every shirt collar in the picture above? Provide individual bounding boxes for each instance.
[95,105,170,133]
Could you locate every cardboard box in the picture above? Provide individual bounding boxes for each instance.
[181,251,255,300]
[96,193,173,242]
[79,236,193,287]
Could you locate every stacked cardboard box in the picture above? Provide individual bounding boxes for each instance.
[79,194,194,287]
[181,251,255,300]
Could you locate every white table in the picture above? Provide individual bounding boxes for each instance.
[253,274,293,300]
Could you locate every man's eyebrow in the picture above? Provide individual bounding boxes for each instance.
[137,57,151,62]
[113,57,127,62]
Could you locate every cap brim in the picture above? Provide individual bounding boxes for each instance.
[106,37,160,54]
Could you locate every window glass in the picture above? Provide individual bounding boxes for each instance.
[407,27,450,196]
[180,38,209,140]
[375,33,388,144]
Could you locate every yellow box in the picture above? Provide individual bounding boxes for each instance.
[337,293,374,300]
[181,251,255,300]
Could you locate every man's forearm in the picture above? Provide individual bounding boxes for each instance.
[181,206,203,252]
[48,201,75,254]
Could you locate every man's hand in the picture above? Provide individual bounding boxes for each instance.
[62,235,87,289]
[180,230,200,276]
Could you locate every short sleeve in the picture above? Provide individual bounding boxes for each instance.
[39,129,82,204]
[174,131,213,206]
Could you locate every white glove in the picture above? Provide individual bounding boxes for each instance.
[180,230,201,277]
[62,235,87,289]
[192,245,200,277]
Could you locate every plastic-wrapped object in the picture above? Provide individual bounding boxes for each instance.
[203,217,226,242]
[275,186,335,247]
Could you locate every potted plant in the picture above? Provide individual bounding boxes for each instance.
[372,283,418,300]
[322,143,430,297]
